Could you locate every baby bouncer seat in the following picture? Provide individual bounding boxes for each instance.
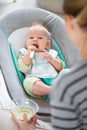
[0,8,80,121]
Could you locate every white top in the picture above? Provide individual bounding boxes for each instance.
[18,48,58,78]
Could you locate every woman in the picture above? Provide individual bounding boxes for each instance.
[51,0,87,130]
[13,0,87,130]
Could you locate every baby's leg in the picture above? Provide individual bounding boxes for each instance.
[33,80,50,96]
[23,77,50,98]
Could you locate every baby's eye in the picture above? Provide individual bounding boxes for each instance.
[38,37,43,39]
[29,36,34,39]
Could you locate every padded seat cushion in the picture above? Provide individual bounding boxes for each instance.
[0,8,80,118]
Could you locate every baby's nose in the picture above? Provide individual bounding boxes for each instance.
[33,37,37,41]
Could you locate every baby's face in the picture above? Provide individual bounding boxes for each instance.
[26,26,51,52]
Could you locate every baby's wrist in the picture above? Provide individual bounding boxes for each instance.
[49,57,54,63]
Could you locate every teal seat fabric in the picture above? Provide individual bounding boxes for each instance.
[51,18,68,69]
[52,38,68,68]
[41,78,54,86]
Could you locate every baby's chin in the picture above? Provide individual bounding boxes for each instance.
[36,49,46,52]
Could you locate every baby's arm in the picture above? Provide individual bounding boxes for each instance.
[22,51,32,66]
[41,50,63,72]
[22,46,36,66]
[17,47,32,74]
[50,56,63,71]
[18,46,37,74]
[18,55,32,74]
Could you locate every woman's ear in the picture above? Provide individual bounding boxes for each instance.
[65,15,75,31]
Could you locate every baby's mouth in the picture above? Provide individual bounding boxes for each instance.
[33,44,39,48]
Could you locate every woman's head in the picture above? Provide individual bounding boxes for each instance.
[63,0,87,59]
[63,0,87,29]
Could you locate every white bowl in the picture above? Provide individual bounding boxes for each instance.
[11,98,39,121]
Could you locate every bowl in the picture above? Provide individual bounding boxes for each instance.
[11,98,39,121]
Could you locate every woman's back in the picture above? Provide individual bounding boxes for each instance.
[51,60,87,130]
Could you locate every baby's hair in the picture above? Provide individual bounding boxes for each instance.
[31,22,51,39]
[31,22,44,26]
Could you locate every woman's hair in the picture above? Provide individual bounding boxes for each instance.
[63,0,87,29]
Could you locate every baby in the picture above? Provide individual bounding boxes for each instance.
[17,23,63,100]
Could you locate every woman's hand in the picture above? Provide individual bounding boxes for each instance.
[11,112,38,130]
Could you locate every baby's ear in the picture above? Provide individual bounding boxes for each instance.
[47,32,51,48]
[47,39,51,48]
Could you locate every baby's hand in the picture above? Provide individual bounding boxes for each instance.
[28,46,37,58]
[28,46,36,52]
[41,50,53,62]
